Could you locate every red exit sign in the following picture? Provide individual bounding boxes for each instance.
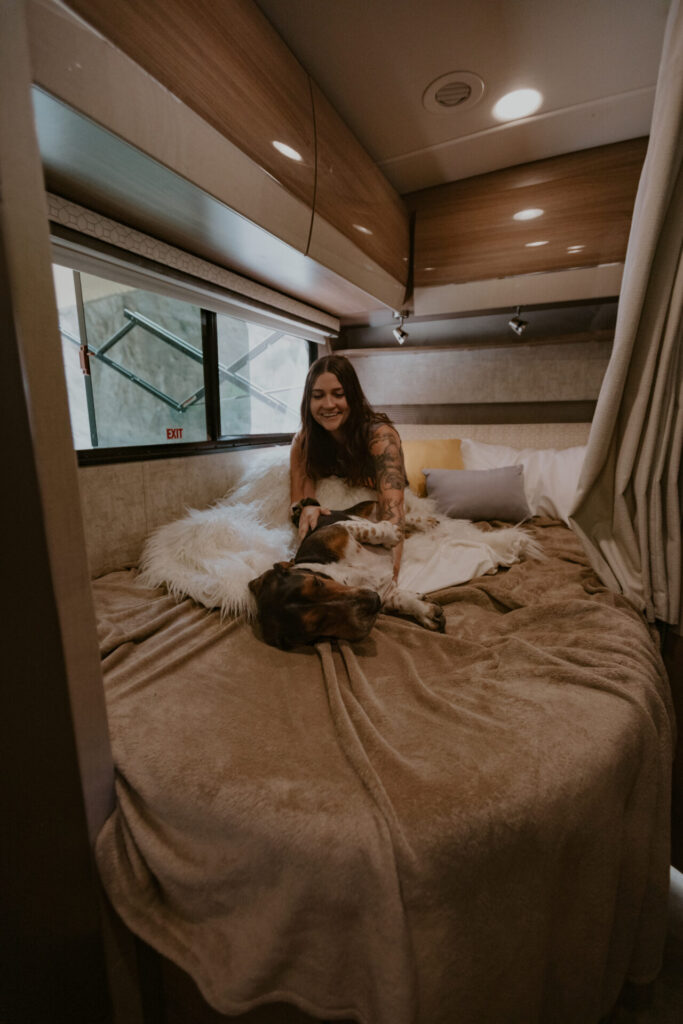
[166,428,183,439]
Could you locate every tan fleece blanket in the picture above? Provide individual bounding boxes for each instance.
[94,520,674,1024]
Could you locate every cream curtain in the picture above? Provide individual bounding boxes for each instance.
[570,0,683,628]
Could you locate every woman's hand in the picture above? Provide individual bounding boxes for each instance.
[297,503,330,541]
[290,434,330,541]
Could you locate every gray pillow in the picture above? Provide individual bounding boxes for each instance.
[423,465,531,522]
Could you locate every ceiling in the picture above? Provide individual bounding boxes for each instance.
[256,0,670,194]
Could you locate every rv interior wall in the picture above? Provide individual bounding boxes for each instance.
[0,2,115,1019]
[78,446,285,579]
[0,217,112,1024]
[337,343,606,425]
[0,0,113,844]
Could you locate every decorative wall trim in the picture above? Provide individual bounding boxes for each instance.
[380,401,596,425]
[414,263,624,317]
[396,422,592,449]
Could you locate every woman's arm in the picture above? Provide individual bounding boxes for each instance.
[290,433,317,503]
[368,425,406,580]
[290,433,328,540]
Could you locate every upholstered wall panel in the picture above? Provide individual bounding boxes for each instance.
[343,340,611,407]
[397,423,591,448]
[78,447,277,576]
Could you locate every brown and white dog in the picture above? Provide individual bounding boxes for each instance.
[248,501,445,649]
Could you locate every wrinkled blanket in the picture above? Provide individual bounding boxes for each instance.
[94,520,674,1024]
[138,446,539,616]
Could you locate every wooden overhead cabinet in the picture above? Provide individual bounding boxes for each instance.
[28,0,410,314]
[408,139,647,288]
[308,82,410,304]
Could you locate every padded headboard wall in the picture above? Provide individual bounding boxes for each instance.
[397,423,591,446]
[342,344,607,427]
[78,446,267,578]
[77,422,590,579]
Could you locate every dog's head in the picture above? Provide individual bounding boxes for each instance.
[248,561,381,650]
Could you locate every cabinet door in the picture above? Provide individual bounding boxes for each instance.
[66,0,317,208]
[410,139,647,288]
[310,82,410,290]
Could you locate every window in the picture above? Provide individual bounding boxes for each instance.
[216,315,310,437]
[52,260,323,460]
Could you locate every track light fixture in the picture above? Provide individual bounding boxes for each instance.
[508,306,528,337]
[392,310,409,345]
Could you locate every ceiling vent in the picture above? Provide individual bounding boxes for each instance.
[422,71,485,114]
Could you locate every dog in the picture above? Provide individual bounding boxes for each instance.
[248,500,446,649]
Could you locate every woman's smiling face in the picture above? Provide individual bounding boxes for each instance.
[310,372,350,437]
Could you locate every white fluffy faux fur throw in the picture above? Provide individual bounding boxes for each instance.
[139,447,540,617]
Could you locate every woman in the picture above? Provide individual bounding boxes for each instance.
[290,354,407,579]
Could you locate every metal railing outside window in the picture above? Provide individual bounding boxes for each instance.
[52,264,318,463]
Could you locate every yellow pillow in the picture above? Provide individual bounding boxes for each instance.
[402,439,463,497]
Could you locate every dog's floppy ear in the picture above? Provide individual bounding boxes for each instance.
[248,572,267,598]
[249,561,294,598]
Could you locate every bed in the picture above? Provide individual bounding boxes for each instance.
[92,440,674,1024]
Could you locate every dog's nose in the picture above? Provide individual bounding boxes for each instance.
[366,590,381,613]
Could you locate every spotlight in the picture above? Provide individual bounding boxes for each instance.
[508,316,526,336]
[508,306,528,337]
[392,310,409,345]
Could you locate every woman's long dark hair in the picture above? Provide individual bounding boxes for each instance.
[299,354,392,486]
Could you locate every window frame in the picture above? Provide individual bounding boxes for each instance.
[51,234,329,465]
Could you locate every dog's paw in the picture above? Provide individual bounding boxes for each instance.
[378,522,402,548]
[347,519,402,548]
[405,513,440,535]
[418,599,446,632]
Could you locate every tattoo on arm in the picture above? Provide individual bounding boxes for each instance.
[369,431,405,491]
[369,428,406,531]
[380,496,406,531]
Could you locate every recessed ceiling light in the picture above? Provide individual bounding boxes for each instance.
[525,240,549,247]
[492,88,542,122]
[272,140,303,161]
[513,208,544,221]
[353,224,373,235]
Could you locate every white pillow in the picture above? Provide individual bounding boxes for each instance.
[459,438,585,523]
